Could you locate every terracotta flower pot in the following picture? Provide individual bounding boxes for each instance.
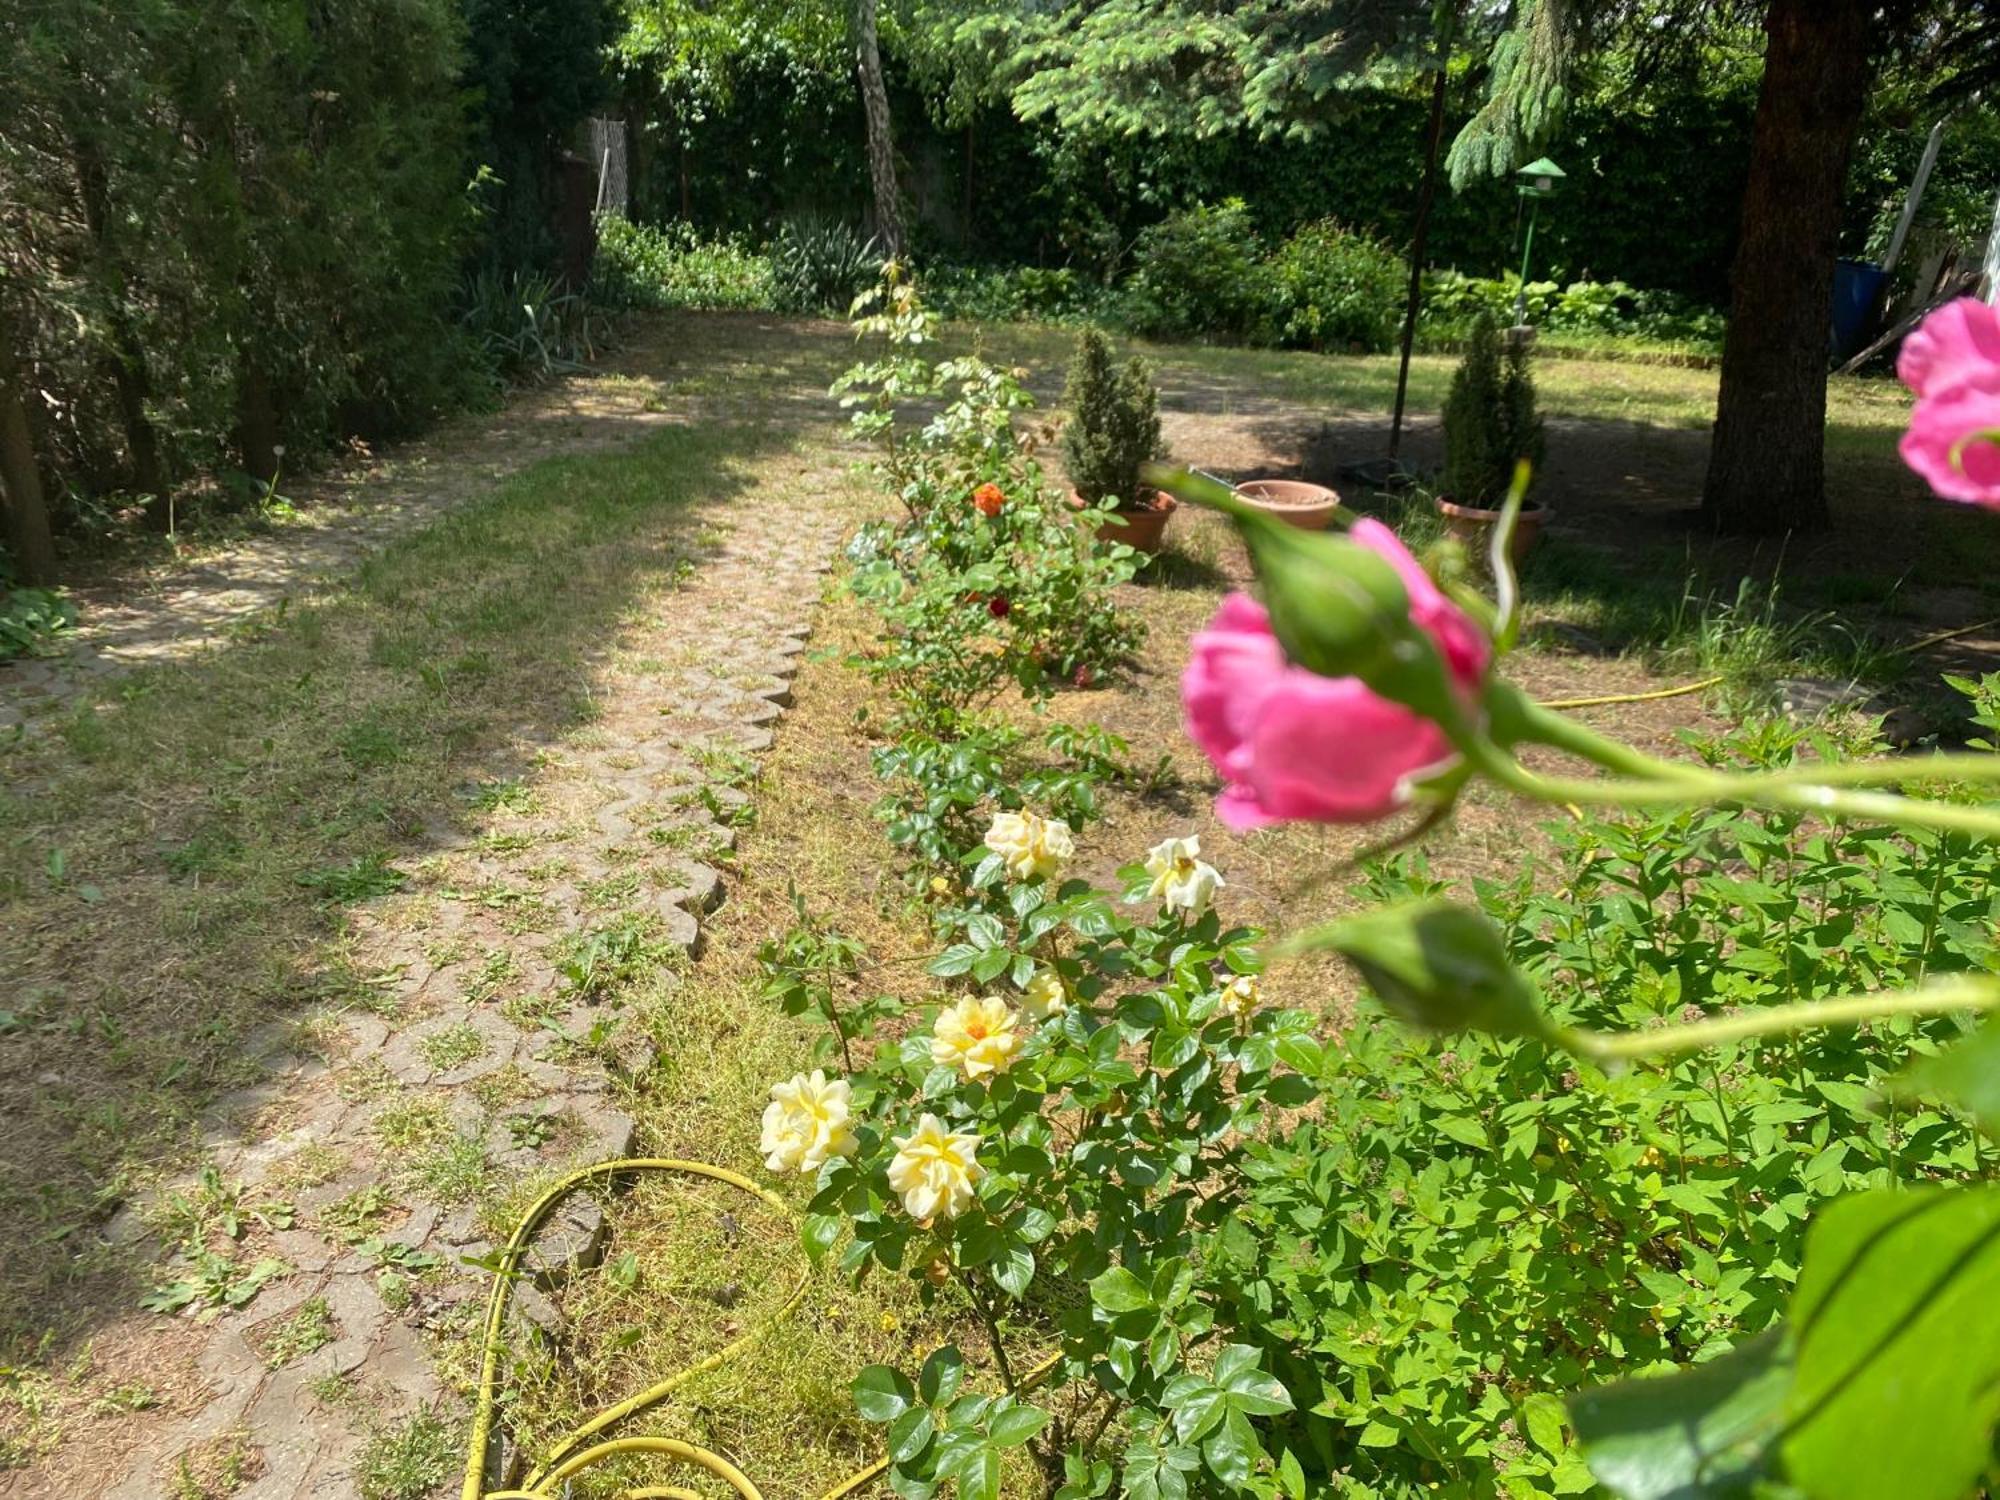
[1234,478,1341,531]
[1435,495,1550,567]
[1069,488,1176,555]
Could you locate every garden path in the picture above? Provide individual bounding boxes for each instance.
[0,371,684,734]
[3,332,854,1498]
[80,507,843,1499]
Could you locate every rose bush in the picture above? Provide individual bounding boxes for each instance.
[739,306,2000,1500]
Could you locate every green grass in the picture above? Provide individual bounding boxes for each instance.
[418,1023,486,1072]
[259,1296,335,1368]
[0,406,808,1343]
[970,319,1909,448]
[355,1409,456,1500]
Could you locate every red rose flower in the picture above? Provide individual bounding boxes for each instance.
[972,483,1006,518]
[988,595,1011,618]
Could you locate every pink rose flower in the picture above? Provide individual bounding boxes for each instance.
[1897,297,2000,400]
[1182,519,1490,828]
[1899,297,2000,508]
[1901,378,2000,508]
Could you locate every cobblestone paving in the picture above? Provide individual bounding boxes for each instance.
[82,488,847,1496]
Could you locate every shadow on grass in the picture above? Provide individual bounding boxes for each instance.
[0,414,807,1348]
[1137,547,1231,593]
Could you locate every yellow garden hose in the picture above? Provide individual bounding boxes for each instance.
[460,1155,1057,1500]
[1535,676,1724,711]
[1534,615,2000,714]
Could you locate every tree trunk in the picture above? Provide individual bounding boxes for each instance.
[0,308,59,585]
[1390,50,1452,461]
[1700,0,1873,536]
[235,359,282,484]
[73,135,171,524]
[855,0,905,258]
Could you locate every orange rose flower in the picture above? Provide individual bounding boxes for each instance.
[972,483,1005,518]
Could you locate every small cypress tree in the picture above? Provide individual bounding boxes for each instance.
[1062,329,1162,508]
[1442,313,1544,505]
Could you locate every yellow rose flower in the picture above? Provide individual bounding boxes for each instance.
[1217,973,1261,1019]
[759,1069,858,1174]
[930,995,1023,1079]
[984,810,1074,881]
[1021,968,1069,1020]
[888,1113,983,1222]
[1144,834,1225,914]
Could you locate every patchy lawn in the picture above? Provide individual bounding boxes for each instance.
[1,307,1967,1494]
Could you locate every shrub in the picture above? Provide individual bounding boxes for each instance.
[1421,270,1726,352]
[1267,220,1405,353]
[834,271,1143,731]
[922,264,1110,325]
[1123,199,1270,342]
[1442,313,1545,505]
[591,218,775,311]
[456,269,607,384]
[1216,708,1999,1495]
[771,217,882,315]
[0,581,76,662]
[1060,330,1162,509]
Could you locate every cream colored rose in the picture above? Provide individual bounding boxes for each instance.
[1021,968,1070,1020]
[1144,834,1225,914]
[1217,973,1262,1020]
[930,995,1023,1079]
[759,1070,858,1174]
[888,1113,983,1222]
[984,810,1075,881]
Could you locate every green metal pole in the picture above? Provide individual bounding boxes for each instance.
[1513,198,1539,325]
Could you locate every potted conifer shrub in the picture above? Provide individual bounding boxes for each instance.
[1063,329,1174,554]
[1436,312,1549,563]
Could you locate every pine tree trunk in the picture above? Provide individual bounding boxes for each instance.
[855,0,905,259]
[0,307,59,585]
[1700,0,1873,535]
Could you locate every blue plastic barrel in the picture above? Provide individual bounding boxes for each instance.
[1831,258,1889,358]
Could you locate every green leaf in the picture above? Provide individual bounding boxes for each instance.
[1202,1407,1259,1487]
[919,1345,965,1407]
[1434,1113,1488,1149]
[1089,1266,1153,1314]
[1570,1329,1789,1500]
[1170,1385,1229,1445]
[854,1365,918,1424]
[1216,1345,1292,1416]
[992,1245,1035,1298]
[801,1213,842,1263]
[889,1406,936,1465]
[988,1401,1050,1447]
[1522,1391,1568,1457]
[929,944,979,978]
[1781,1185,2000,1500]
[1894,1020,2000,1137]
[957,1445,1002,1500]
[972,947,1013,983]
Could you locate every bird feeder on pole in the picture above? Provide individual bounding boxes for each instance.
[1511,156,1566,328]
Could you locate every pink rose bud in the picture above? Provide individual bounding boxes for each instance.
[1182,520,1490,828]
[1899,297,2000,509]
[1901,380,2000,508]
[1897,297,2000,400]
